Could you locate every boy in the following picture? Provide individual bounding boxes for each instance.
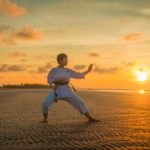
[40,53,99,123]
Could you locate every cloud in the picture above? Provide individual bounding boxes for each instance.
[0,25,14,32]
[45,62,53,69]
[11,26,43,40]
[9,50,26,57]
[0,26,43,46]
[34,55,45,60]
[139,8,150,16]
[88,52,100,57]
[26,64,32,68]
[0,36,16,45]
[93,61,138,75]
[29,62,53,74]
[122,61,138,67]
[123,33,142,42]
[37,67,48,74]
[93,66,122,74]
[0,64,25,72]
[73,64,86,70]
[111,50,125,56]
[0,0,26,17]
[20,59,27,62]
[93,61,139,75]
[37,62,53,73]
[0,26,15,45]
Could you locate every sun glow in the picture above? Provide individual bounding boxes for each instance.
[139,89,145,94]
[135,70,148,82]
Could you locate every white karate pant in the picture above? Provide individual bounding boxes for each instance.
[41,90,88,115]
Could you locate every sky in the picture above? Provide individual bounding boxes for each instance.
[0,0,150,90]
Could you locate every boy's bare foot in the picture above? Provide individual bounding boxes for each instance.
[39,120,48,123]
[88,118,100,122]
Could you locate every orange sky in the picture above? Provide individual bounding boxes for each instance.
[0,0,150,89]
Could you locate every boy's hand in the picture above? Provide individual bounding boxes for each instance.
[87,64,93,72]
[82,64,93,75]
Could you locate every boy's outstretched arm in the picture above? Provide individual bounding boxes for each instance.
[70,64,93,79]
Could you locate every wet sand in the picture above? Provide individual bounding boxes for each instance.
[0,89,150,150]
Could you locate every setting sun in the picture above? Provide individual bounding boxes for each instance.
[135,70,148,82]
[139,89,145,94]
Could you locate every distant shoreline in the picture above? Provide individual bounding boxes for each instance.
[0,88,150,94]
[0,84,50,89]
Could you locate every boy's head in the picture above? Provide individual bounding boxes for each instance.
[57,53,68,66]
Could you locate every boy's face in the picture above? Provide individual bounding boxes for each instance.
[59,56,68,66]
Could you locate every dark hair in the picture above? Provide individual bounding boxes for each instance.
[57,53,67,64]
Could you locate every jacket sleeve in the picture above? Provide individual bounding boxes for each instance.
[69,69,85,79]
[47,68,55,84]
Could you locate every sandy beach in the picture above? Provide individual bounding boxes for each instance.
[0,89,150,150]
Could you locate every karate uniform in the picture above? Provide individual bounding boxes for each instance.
[41,67,88,114]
